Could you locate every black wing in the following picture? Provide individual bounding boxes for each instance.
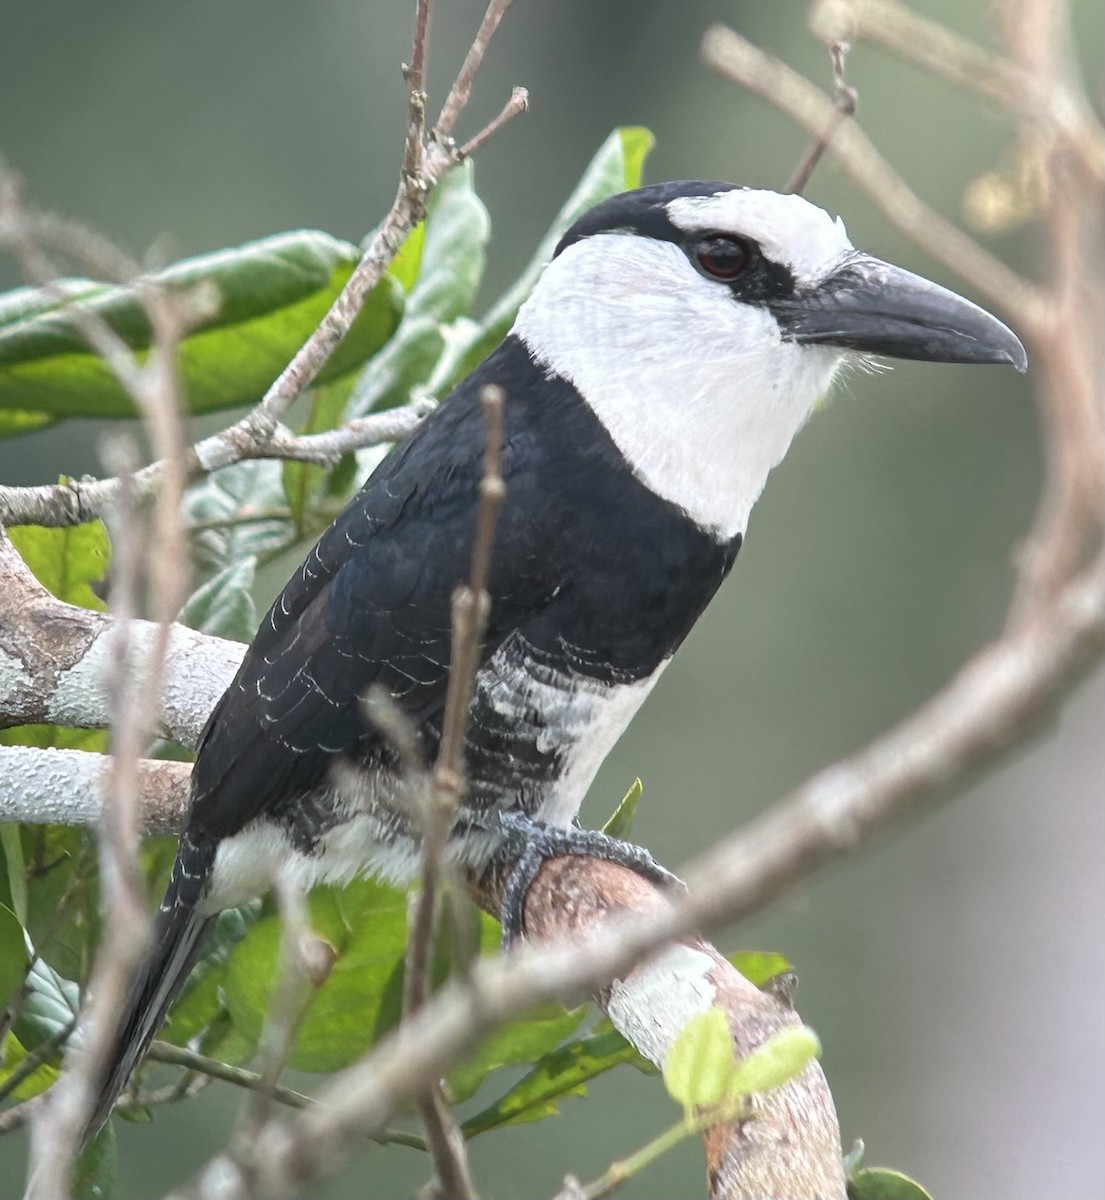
[186,341,559,846]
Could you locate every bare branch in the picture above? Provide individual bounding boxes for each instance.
[402,384,505,1200]
[401,0,433,184]
[701,23,1046,328]
[458,87,530,160]
[991,0,1105,620]
[0,403,430,529]
[0,0,523,534]
[20,181,196,1182]
[783,40,857,195]
[433,0,516,142]
[809,0,1105,187]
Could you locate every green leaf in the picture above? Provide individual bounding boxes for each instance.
[0,231,403,419]
[1,826,28,925]
[443,126,655,386]
[73,1119,116,1200]
[16,825,99,981]
[14,957,79,1049]
[729,950,794,989]
[0,1031,61,1100]
[345,317,445,420]
[389,223,425,293]
[448,1005,587,1106]
[347,163,489,419]
[726,1024,821,1100]
[185,457,293,582]
[602,778,643,839]
[223,879,410,1072]
[7,519,109,611]
[0,409,55,440]
[462,1027,645,1137]
[847,1167,934,1200]
[179,559,257,644]
[0,280,102,326]
[404,162,490,326]
[281,374,358,530]
[163,901,262,1050]
[662,1006,735,1115]
[0,902,29,1009]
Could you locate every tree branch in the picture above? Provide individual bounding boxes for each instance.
[808,0,1104,187]
[0,404,432,529]
[4,528,1098,1197]
[0,526,243,745]
[701,23,1047,329]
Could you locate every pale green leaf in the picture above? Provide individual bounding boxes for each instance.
[7,519,109,611]
[847,1167,934,1200]
[726,1024,821,1100]
[602,778,643,839]
[662,1006,735,1114]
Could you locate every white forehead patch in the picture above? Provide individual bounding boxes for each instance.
[666,189,852,285]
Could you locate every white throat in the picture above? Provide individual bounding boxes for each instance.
[515,234,845,540]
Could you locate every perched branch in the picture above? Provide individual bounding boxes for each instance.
[165,540,1102,1199]
[524,860,845,1200]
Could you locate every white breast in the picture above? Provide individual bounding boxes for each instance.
[515,232,845,541]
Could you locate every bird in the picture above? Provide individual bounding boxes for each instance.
[84,180,1026,1137]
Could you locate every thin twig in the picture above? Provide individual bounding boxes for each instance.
[402,384,505,1200]
[784,41,857,195]
[434,385,506,790]
[458,88,530,160]
[236,873,317,1143]
[992,0,1104,622]
[145,1043,314,1115]
[0,403,431,529]
[238,402,433,467]
[701,23,1047,329]
[433,0,516,142]
[808,0,1104,186]
[401,0,433,184]
[143,1043,429,1150]
[26,441,156,1195]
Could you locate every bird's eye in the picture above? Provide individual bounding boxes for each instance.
[694,235,752,281]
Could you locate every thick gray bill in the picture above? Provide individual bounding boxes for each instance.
[773,253,1028,371]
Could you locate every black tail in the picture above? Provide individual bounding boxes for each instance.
[83,862,215,1144]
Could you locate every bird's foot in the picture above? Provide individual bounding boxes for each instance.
[494,812,683,947]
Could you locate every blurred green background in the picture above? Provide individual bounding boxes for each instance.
[1,1,1102,1197]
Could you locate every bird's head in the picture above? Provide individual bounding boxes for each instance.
[514,181,1026,540]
